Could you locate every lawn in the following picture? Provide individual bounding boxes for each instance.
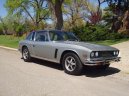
[0,35,129,48]
[0,35,25,48]
[91,38,129,46]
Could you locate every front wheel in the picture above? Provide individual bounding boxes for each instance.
[22,47,31,62]
[62,52,83,75]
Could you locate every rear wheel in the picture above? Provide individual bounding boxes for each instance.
[22,47,31,62]
[62,52,83,75]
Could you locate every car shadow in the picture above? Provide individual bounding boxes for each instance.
[81,66,121,77]
[31,58,63,71]
[27,58,120,77]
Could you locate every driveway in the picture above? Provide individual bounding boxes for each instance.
[112,41,129,73]
[0,42,129,96]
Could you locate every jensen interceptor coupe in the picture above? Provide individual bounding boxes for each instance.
[19,30,120,75]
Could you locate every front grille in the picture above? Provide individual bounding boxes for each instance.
[99,51,114,57]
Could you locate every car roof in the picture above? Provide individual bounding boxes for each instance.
[35,30,71,33]
[34,30,48,32]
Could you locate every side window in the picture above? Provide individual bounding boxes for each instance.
[49,31,63,41]
[35,31,49,42]
[26,32,34,41]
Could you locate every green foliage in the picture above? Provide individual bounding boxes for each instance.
[92,38,129,45]
[5,0,49,29]
[105,0,129,13]
[15,24,25,36]
[72,25,129,41]
[102,7,114,26]
[5,0,25,15]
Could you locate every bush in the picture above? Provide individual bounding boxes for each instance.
[72,25,129,41]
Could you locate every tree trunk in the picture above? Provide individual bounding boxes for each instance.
[54,0,63,30]
[122,10,129,30]
[118,10,129,35]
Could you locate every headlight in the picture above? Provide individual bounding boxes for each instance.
[113,51,116,55]
[113,51,119,56]
[91,52,95,57]
[91,51,99,58]
[116,51,119,55]
[95,52,99,57]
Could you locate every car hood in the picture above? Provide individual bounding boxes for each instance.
[57,41,118,51]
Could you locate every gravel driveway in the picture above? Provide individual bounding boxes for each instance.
[112,40,129,73]
[0,41,129,96]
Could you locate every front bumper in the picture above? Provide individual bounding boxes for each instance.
[84,57,121,66]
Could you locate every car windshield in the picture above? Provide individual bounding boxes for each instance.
[50,31,79,41]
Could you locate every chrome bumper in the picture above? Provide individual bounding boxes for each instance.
[84,57,121,66]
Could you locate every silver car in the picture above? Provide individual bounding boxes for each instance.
[19,30,120,75]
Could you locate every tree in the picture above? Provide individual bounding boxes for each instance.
[0,17,8,35]
[102,0,129,32]
[63,0,85,29]
[88,11,102,25]
[63,0,103,29]
[81,0,102,25]
[48,0,64,30]
[5,0,49,29]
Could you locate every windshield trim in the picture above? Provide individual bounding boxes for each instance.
[49,31,79,41]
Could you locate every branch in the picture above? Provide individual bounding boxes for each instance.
[97,0,106,12]
[47,0,54,12]
[40,0,44,7]
[22,5,35,23]
[47,0,54,6]
[97,0,101,12]
[100,0,106,4]
[34,0,40,9]
[37,11,49,23]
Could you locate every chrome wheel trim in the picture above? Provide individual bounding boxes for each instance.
[65,56,76,72]
[23,49,29,60]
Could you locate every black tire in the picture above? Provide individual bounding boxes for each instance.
[97,64,110,70]
[22,47,31,62]
[62,52,83,75]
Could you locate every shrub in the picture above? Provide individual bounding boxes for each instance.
[72,25,129,41]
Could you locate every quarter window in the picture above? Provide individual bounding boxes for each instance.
[26,32,34,41]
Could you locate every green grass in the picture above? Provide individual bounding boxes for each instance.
[92,38,129,46]
[0,35,25,48]
[0,35,129,48]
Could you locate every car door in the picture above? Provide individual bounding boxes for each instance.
[25,32,36,56]
[48,31,61,60]
[32,31,52,59]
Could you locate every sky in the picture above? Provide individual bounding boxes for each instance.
[0,0,7,17]
[0,0,108,18]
